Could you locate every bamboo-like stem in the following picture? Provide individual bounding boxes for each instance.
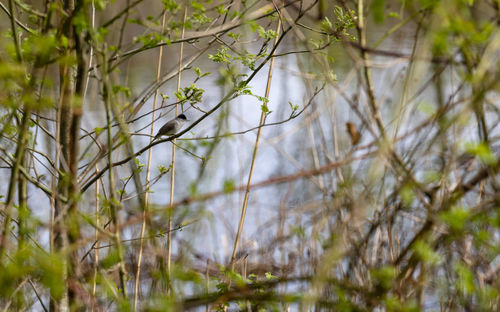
[166,3,188,292]
[357,0,384,135]
[0,108,31,259]
[134,10,167,311]
[0,0,26,262]
[88,5,97,305]
[16,123,28,310]
[205,259,209,312]
[230,5,282,270]
[92,166,100,311]
[102,55,128,297]
[7,0,21,62]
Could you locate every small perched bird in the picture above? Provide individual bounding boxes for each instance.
[346,122,361,146]
[154,114,188,140]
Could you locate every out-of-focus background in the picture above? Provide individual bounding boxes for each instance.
[0,0,499,310]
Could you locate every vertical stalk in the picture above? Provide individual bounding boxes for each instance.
[356,0,384,135]
[166,3,187,291]
[230,7,282,270]
[205,259,209,312]
[0,109,31,258]
[102,54,128,298]
[100,46,148,302]
[51,0,80,308]
[7,0,21,63]
[0,0,26,261]
[134,10,167,311]
[92,166,100,311]
[16,137,27,310]
[50,56,70,312]
[104,95,128,297]
[87,3,97,307]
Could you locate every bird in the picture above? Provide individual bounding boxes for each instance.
[345,122,361,146]
[154,114,189,140]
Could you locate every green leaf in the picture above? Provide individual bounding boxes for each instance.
[100,250,121,269]
[418,101,436,116]
[388,12,400,19]
[413,240,440,264]
[256,26,278,40]
[265,272,278,280]
[321,16,333,31]
[370,266,396,290]
[223,179,235,193]
[193,67,210,78]
[208,47,231,63]
[455,262,475,294]
[190,0,205,12]
[35,252,65,300]
[288,101,299,111]
[464,142,497,165]
[112,85,131,98]
[370,0,385,23]
[256,95,269,103]
[440,206,470,231]
[400,183,415,206]
[163,0,180,11]
[135,158,145,172]
[216,4,228,15]
[94,0,108,10]
[158,165,168,173]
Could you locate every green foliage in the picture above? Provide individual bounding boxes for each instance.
[217,65,243,87]
[384,294,419,312]
[371,0,386,23]
[22,32,59,66]
[216,4,228,15]
[93,0,109,10]
[265,272,278,280]
[288,101,299,115]
[100,250,122,269]
[188,181,198,196]
[454,261,476,295]
[193,67,210,78]
[428,0,494,56]
[1,0,499,310]
[0,61,26,107]
[440,206,470,232]
[135,157,145,172]
[423,170,440,183]
[35,251,65,300]
[417,101,436,116]
[163,0,180,12]
[464,142,497,165]
[227,32,241,41]
[134,32,165,49]
[413,240,440,264]
[370,266,396,290]
[400,182,416,206]
[158,165,168,173]
[235,50,267,70]
[260,104,270,114]
[112,85,131,98]
[223,178,235,193]
[209,46,232,64]
[94,126,104,135]
[320,6,357,40]
[175,84,205,104]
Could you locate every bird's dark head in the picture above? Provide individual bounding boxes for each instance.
[177,114,188,120]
